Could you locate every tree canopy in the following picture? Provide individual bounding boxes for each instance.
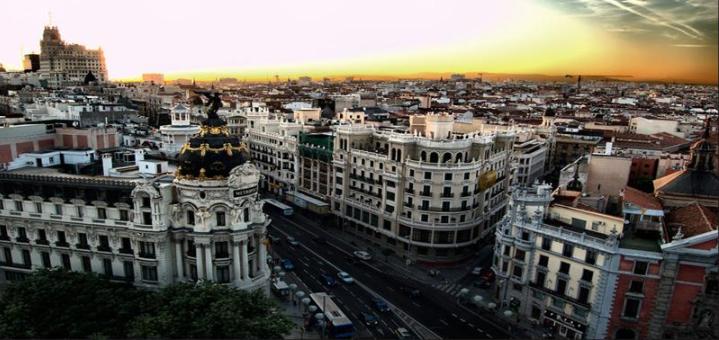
[0,269,293,339]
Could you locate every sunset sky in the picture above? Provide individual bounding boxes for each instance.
[1,0,716,83]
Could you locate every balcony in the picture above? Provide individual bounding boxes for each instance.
[419,191,432,197]
[0,235,9,241]
[529,281,591,309]
[35,239,50,246]
[15,237,30,243]
[138,252,157,259]
[76,243,91,250]
[460,191,471,197]
[119,247,134,255]
[441,192,454,198]
[55,241,70,248]
[97,245,112,253]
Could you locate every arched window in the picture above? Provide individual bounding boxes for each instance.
[391,149,397,160]
[429,152,439,163]
[397,150,402,161]
[455,153,463,163]
[442,153,452,163]
[421,151,427,161]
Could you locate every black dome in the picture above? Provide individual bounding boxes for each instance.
[177,117,248,179]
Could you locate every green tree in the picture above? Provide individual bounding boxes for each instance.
[0,270,293,339]
[0,269,147,338]
[128,281,293,339]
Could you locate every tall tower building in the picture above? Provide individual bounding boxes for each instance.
[38,25,107,87]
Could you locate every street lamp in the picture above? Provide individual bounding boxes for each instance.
[314,313,326,340]
[295,291,306,310]
[288,283,298,302]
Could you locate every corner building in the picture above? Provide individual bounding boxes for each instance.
[332,114,514,263]
[1,116,270,291]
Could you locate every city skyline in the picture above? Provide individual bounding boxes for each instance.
[1,0,716,84]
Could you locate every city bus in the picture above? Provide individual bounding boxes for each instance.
[309,292,354,339]
[263,198,294,216]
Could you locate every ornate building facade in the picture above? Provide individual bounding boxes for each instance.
[1,113,270,291]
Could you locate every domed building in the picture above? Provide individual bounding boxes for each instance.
[165,110,270,289]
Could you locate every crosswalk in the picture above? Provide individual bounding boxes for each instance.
[432,283,466,297]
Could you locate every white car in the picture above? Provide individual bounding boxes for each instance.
[286,236,300,246]
[396,327,412,339]
[471,267,482,275]
[353,250,372,260]
[337,271,354,284]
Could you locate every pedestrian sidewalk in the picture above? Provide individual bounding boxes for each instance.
[273,260,321,339]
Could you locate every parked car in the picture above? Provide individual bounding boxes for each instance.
[286,236,300,246]
[361,312,379,326]
[372,298,390,312]
[471,267,483,275]
[353,250,372,260]
[337,271,354,284]
[281,259,295,271]
[396,327,412,339]
[320,273,337,286]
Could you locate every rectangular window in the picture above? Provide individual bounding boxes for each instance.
[56,231,68,246]
[562,243,574,257]
[82,256,92,272]
[503,245,511,256]
[633,261,648,275]
[512,265,523,278]
[535,271,546,287]
[22,249,31,266]
[119,209,129,221]
[464,172,470,180]
[103,258,113,277]
[15,201,23,211]
[120,237,133,254]
[424,172,431,180]
[97,207,106,219]
[141,265,158,282]
[123,261,135,280]
[585,250,596,265]
[78,233,89,249]
[61,254,72,271]
[41,251,51,268]
[35,202,42,213]
[515,249,526,261]
[444,173,452,181]
[629,280,644,293]
[216,266,230,283]
[559,262,570,274]
[215,241,229,258]
[538,255,549,267]
[571,217,586,229]
[556,278,567,295]
[578,286,590,304]
[581,269,594,282]
[187,210,195,225]
[541,237,552,251]
[76,206,84,218]
[216,212,226,226]
[16,227,28,242]
[139,242,156,259]
[622,298,641,319]
[99,235,111,251]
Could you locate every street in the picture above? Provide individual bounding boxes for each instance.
[267,210,511,339]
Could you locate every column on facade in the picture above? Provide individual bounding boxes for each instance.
[204,244,214,281]
[175,242,183,280]
[232,240,244,285]
[258,233,267,275]
[196,243,205,280]
[241,238,249,280]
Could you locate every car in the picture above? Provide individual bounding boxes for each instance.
[428,269,440,277]
[337,271,354,284]
[471,267,483,275]
[353,250,372,260]
[361,312,379,326]
[396,327,412,339]
[399,286,421,298]
[268,234,281,244]
[320,273,337,286]
[281,259,295,271]
[313,236,327,244]
[372,298,390,312]
[286,236,300,246]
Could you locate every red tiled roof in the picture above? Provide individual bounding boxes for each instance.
[667,203,718,238]
[623,186,663,210]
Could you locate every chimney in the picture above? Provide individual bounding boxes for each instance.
[102,153,112,176]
